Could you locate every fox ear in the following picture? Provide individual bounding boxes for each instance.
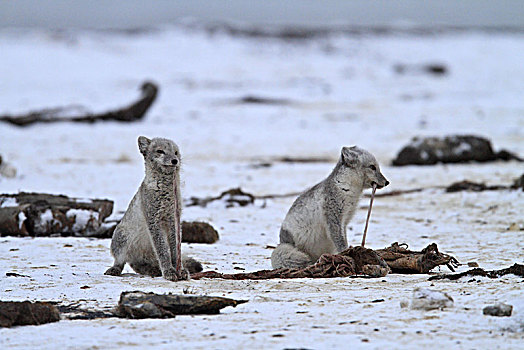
[138,136,151,155]
[341,146,360,167]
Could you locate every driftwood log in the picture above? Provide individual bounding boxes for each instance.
[0,301,60,327]
[0,192,113,237]
[392,135,522,166]
[116,291,247,318]
[428,263,524,281]
[186,188,255,208]
[2,292,246,326]
[376,242,459,273]
[191,243,457,280]
[0,81,158,127]
[0,193,220,242]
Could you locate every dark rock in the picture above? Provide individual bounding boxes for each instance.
[0,301,60,327]
[483,303,513,317]
[0,192,114,237]
[392,135,522,166]
[116,291,247,318]
[182,221,219,243]
[79,220,220,243]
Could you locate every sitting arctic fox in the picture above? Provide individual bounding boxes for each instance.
[271,146,389,269]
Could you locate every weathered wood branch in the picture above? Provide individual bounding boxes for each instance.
[0,81,158,127]
[428,263,524,281]
[0,192,113,237]
[191,243,457,280]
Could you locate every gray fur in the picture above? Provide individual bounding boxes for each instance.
[105,136,202,281]
[271,146,389,269]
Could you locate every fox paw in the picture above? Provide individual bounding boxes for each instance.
[104,266,122,276]
[163,267,190,281]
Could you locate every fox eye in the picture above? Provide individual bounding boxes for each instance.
[369,165,376,171]
[156,150,165,155]
[175,151,178,156]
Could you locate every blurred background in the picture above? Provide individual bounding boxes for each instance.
[1,0,523,203]
[2,0,524,30]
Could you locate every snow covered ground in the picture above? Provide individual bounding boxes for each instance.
[0,25,523,349]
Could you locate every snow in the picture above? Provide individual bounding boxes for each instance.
[0,25,523,349]
[0,197,17,208]
[454,141,473,155]
[65,209,99,233]
[17,211,26,230]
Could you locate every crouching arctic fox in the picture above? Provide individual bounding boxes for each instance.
[271,146,389,269]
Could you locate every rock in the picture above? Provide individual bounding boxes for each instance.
[483,303,513,317]
[392,135,522,166]
[0,301,60,327]
[410,288,453,310]
[0,192,113,237]
[182,221,219,243]
[116,291,247,319]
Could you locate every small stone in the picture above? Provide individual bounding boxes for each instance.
[483,303,513,317]
[410,288,453,310]
[182,221,219,243]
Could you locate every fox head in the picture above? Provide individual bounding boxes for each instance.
[339,146,389,189]
[138,136,181,174]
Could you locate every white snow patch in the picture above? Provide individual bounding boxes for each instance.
[66,209,99,231]
[17,211,26,230]
[76,198,93,204]
[0,197,18,207]
[454,142,473,155]
[40,208,54,222]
